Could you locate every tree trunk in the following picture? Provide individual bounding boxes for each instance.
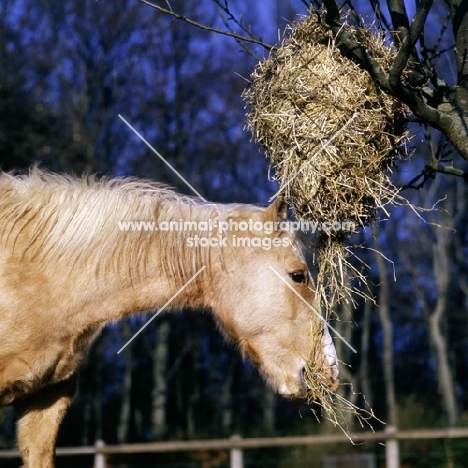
[262,387,276,434]
[220,361,234,436]
[117,321,132,443]
[151,319,171,439]
[429,226,458,424]
[333,299,360,429]
[94,340,104,442]
[360,297,373,407]
[374,231,399,468]
[187,325,202,438]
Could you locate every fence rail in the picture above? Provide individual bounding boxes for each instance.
[1,427,468,467]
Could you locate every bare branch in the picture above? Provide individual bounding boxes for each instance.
[386,0,409,44]
[386,0,427,86]
[136,0,273,51]
[445,0,468,109]
[399,161,468,189]
[425,130,468,181]
[367,0,393,33]
[419,11,451,86]
[427,161,468,181]
[212,0,257,42]
[211,0,266,60]
[419,128,468,184]
[323,0,340,26]
[388,0,434,88]
[321,0,468,159]
[398,166,436,190]
[322,0,390,90]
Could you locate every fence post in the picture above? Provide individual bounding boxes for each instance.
[385,425,400,468]
[94,440,106,468]
[230,435,243,468]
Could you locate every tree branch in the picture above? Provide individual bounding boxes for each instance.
[398,166,435,190]
[388,0,434,88]
[387,0,410,44]
[212,0,258,43]
[445,0,468,110]
[386,0,427,86]
[136,0,273,51]
[417,128,468,184]
[418,11,452,86]
[322,0,468,160]
[367,0,393,33]
[210,0,267,60]
[322,0,391,90]
[427,161,468,181]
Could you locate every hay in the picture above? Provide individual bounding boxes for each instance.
[244,13,405,226]
[304,311,381,435]
[243,12,408,309]
[244,11,408,421]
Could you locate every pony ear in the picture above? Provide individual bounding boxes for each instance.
[264,198,288,222]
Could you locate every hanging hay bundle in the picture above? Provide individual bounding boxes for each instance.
[244,12,408,309]
[244,12,408,419]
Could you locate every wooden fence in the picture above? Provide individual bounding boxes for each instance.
[1,427,468,467]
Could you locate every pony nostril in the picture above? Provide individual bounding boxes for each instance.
[299,367,308,397]
[301,365,310,383]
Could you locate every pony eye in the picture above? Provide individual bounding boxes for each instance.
[290,270,307,284]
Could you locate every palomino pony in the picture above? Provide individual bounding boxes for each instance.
[0,169,339,468]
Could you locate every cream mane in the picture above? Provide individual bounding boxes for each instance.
[0,169,290,281]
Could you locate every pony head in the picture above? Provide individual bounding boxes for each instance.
[207,199,339,398]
